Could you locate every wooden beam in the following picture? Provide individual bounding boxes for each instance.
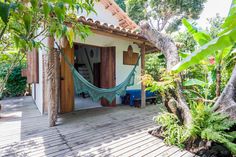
[141,43,146,108]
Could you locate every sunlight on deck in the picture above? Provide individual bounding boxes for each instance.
[0,96,195,157]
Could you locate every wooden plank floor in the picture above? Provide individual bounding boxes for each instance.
[0,96,195,157]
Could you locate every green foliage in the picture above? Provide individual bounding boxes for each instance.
[154,103,236,154]
[0,0,95,97]
[154,113,189,148]
[183,79,206,88]
[0,0,95,52]
[190,102,236,154]
[174,30,197,55]
[173,0,236,72]
[2,66,27,97]
[145,53,165,80]
[126,0,147,24]
[174,15,235,100]
[0,2,10,24]
[115,0,126,11]
[126,0,206,31]
[149,0,206,32]
[144,70,177,95]
[182,19,212,46]
[206,14,225,38]
[0,50,26,97]
[173,27,236,73]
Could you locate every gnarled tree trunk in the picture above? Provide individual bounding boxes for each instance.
[140,21,236,121]
[139,21,192,127]
[213,64,236,120]
[216,65,221,97]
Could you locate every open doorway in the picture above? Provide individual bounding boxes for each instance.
[74,44,102,110]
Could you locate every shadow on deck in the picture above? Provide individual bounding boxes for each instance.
[0,96,195,157]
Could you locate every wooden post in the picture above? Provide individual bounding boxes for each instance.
[47,36,58,127]
[60,38,74,113]
[141,43,146,108]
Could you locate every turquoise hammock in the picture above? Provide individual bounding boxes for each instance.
[58,45,141,103]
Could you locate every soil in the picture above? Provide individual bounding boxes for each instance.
[148,127,233,157]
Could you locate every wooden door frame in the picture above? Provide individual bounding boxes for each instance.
[60,43,75,113]
[100,46,116,106]
[60,43,117,113]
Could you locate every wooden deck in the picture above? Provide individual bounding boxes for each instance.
[0,96,195,157]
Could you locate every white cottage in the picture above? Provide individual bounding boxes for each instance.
[23,0,157,114]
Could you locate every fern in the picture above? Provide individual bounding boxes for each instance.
[154,113,190,148]
[229,131,236,139]
[190,102,236,154]
[154,103,236,155]
[201,128,236,154]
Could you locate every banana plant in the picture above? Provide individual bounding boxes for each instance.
[172,0,236,73]
[178,18,234,97]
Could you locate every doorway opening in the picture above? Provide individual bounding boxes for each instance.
[74,44,102,110]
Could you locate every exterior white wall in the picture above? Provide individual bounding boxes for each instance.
[33,1,140,113]
[75,34,142,104]
[78,2,120,26]
[32,36,48,114]
[32,51,43,114]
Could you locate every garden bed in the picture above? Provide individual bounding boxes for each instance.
[148,127,233,157]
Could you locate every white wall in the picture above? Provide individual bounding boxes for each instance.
[78,2,120,26]
[75,46,100,83]
[75,34,142,104]
[32,35,48,114]
[32,51,43,114]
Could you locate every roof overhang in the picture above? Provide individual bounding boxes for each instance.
[77,16,158,53]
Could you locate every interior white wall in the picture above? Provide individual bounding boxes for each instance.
[75,46,100,83]
[75,34,142,104]
[78,2,120,26]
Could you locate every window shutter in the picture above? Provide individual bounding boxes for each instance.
[22,48,39,83]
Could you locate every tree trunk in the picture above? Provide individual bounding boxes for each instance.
[141,43,146,108]
[212,64,236,120]
[216,65,221,97]
[47,36,58,127]
[139,21,192,127]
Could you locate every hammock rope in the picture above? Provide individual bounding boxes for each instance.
[57,43,140,103]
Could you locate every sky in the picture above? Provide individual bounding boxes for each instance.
[197,0,232,27]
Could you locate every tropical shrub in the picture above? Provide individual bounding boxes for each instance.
[154,103,236,154]
[0,50,26,98]
[143,69,177,105]
[144,0,236,155]
[145,53,166,81]
[190,103,236,154]
[154,112,189,148]
[3,66,27,97]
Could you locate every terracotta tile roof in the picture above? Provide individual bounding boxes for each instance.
[100,0,138,30]
[77,16,146,41]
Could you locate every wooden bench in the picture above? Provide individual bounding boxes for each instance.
[121,89,157,107]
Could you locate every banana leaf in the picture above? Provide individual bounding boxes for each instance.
[183,79,207,87]
[172,28,236,73]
